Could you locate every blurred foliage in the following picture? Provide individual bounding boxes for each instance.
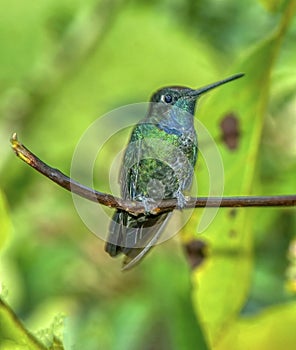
[0,0,296,349]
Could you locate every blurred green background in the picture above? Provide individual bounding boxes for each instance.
[0,0,296,349]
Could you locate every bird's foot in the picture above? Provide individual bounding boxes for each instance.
[174,190,189,209]
[136,196,158,215]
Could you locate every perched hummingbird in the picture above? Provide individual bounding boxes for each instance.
[105,73,244,270]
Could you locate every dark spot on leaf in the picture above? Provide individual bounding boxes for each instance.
[184,240,207,269]
[220,112,240,150]
[229,209,237,218]
[229,230,237,238]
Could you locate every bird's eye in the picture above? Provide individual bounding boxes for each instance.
[162,94,173,104]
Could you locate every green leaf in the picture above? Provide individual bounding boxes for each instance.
[0,299,65,350]
[184,0,296,345]
[0,298,47,350]
[259,0,288,13]
[218,302,296,350]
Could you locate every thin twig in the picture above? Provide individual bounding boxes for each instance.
[10,133,296,216]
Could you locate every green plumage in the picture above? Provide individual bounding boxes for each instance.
[123,123,197,200]
[105,74,244,269]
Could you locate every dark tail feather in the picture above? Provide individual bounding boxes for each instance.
[105,210,169,269]
[105,210,126,257]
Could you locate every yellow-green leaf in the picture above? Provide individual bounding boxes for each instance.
[0,298,47,350]
[185,0,296,345]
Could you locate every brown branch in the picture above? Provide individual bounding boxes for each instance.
[10,133,296,216]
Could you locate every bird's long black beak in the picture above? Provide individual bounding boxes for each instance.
[189,73,244,97]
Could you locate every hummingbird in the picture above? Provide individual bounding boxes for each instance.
[105,73,244,270]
